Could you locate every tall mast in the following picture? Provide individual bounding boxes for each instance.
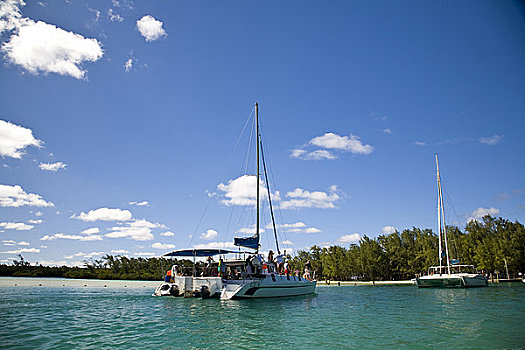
[256,102,260,253]
[436,154,443,274]
[436,154,451,274]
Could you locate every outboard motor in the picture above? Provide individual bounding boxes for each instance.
[193,288,202,298]
[200,285,211,299]
[169,284,180,296]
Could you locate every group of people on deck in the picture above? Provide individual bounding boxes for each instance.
[164,251,314,282]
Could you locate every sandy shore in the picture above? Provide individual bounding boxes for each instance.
[0,276,416,288]
[0,277,160,288]
[317,280,414,286]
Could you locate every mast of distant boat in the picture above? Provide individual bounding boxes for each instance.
[256,103,260,254]
[435,154,451,275]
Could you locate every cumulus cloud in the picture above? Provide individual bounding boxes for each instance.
[193,241,236,250]
[280,186,340,209]
[310,133,374,154]
[200,229,218,240]
[291,149,337,160]
[0,221,33,230]
[39,162,66,172]
[269,222,321,233]
[1,7,103,79]
[467,207,500,223]
[136,15,166,42]
[129,200,149,206]
[217,175,269,206]
[237,226,265,235]
[383,128,392,134]
[2,240,29,246]
[64,251,104,259]
[41,233,102,241]
[413,141,427,146]
[2,247,40,254]
[81,227,100,235]
[336,233,361,244]
[111,249,129,254]
[73,207,132,222]
[152,242,175,250]
[281,240,293,246]
[135,252,155,257]
[160,231,174,237]
[382,226,397,234]
[28,219,42,224]
[479,134,502,145]
[0,184,54,207]
[105,219,162,241]
[0,120,42,158]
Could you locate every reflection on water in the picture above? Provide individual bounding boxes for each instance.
[0,283,524,349]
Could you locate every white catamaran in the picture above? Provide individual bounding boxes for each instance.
[154,103,317,299]
[414,155,488,288]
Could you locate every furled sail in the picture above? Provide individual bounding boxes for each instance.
[234,235,259,250]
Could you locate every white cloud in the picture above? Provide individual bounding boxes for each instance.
[124,58,133,72]
[34,211,43,216]
[383,128,392,134]
[467,207,500,223]
[135,252,155,257]
[160,231,174,237]
[152,242,175,250]
[2,247,40,254]
[382,226,397,234]
[200,229,218,240]
[280,186,340,209]
[129,200,149,206]
[336,233,361,244]
[413,141,427,146]
[0,0,23,33]
[28,219,42,224]
[37,260,68,266]
[2,12,103,79]
[111,249,129,254]
[105,219,162,241]
[281,240,293,246]
[290,149,307,158]
[0,184,53,207]
[41,233,102,241]
[0,120,43,158]
[270,222,321,233]
[73,207,132,222]
[237,226,264,235]
[39,162,66,171]
[217,175,269,206]
[291,149,337,160]
[136,15,166,42]
[81,227,100,235]
[64,251,104,259]
[2,240,29,246]
[107,8,123,22]
[0,222,33,230]
[193,241,236,250]
[310,133,374,155]
[479,134,502,145]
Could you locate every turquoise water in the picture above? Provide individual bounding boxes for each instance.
[1,282,524,349]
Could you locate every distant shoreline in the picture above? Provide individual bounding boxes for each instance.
[317,280,414,286]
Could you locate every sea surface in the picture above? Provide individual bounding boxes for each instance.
[0,279,524,349]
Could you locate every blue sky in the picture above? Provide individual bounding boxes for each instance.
[0,0,524,266]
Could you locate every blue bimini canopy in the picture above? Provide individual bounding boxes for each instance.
[163,249,238,257]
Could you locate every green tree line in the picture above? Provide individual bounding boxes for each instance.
[1,216,523,281]
[288,216,525,281]
[0,254,194,281]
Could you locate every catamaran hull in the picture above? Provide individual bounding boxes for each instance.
[221,275,317,300]
[415,274,488,288]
